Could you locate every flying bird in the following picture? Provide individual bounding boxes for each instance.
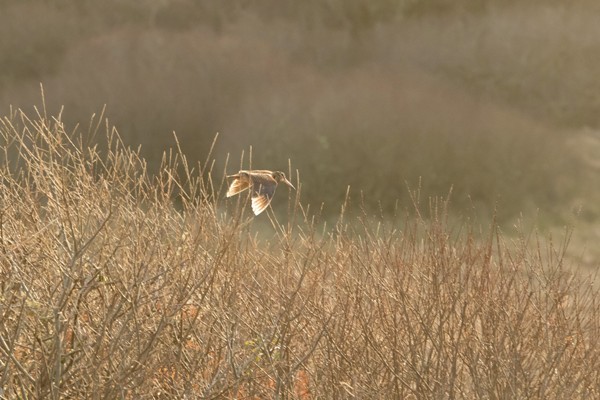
[226,170,295,215]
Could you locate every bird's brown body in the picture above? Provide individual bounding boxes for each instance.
[226,170,295,215]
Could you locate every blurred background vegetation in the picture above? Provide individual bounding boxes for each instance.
[1,0,599,264]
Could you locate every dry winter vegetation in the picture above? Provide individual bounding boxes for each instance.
[1,1,600,397]
[1,109,598,399]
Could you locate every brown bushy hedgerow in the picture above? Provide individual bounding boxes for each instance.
[0,109,598,399]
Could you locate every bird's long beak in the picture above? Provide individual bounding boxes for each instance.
[282,177,295,190]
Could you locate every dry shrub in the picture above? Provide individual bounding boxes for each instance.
[0,109,598,399]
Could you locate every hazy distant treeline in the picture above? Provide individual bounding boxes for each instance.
[1,0,598,222]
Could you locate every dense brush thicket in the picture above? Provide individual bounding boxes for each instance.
[0,110,598,398]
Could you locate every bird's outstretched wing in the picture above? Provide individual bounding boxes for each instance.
[251,182,277,215]
[226,175,251,197]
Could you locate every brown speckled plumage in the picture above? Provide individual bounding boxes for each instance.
[226,170,295,215]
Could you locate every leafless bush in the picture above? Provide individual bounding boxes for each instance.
[0,109,598,399]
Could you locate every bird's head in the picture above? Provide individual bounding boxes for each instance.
[272,171,295,190]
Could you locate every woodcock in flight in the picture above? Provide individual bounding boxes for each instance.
[226,170,295,215]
